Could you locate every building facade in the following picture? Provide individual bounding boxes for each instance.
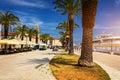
[47,38,62,46]
[93,34,120,55]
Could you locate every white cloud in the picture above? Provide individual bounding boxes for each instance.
[6,0,46,8]
[27,21,43,27]
[40,22,58,30]
[12,10,58,35]
[12,10,43,27]
[41,23,58,27]
[13,10,57,31]
[19,15,43,27]
[13,11,28,16]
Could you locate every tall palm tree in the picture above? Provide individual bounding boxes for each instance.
[34,29,39,44]
[59,31,66,48]
[40,34,51,44]
[14,25,28,40]
[53,0,81,54]
[57,21,78,33]
[78,0,98,67]
[49,37,53,46]
[57,21,79,51]
[56,22,69,48]
[27,28,36,41]
[56,21,79,34]
[0,11,19,39]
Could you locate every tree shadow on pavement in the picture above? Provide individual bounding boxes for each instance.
[21,58,50,69]
[45,50,66,55]
[27,58,50,64]
[45,52,60,55]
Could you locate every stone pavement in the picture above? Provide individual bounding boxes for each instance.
[93,52,120,80]
[75,50,120,80]
[0,49,59,80]
[1,49,120,80]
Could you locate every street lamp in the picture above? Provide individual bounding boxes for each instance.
[110,39,113,55]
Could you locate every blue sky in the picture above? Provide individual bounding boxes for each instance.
[0,0,120,44]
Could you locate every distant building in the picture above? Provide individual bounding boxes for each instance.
[0,31,41,44]
[47,38,62,46]
[93,34,120,55]
[1,32,15,39]
[52,38,62,46]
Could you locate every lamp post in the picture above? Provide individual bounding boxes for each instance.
[111,39,113,55]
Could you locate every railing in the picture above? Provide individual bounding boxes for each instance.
[93,44,120,55]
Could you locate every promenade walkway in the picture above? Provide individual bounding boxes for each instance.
[75,50,120,80]
[0,49,120,80]
[0,49,58,80]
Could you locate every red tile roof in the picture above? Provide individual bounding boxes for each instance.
[1,32,14,36]
[53,38,59,40]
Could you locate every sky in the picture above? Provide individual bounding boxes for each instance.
[0,0,120,44]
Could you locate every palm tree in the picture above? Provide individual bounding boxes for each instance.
[53,0,81,54]
[59,31,66,48]
[14,25,28,48]
[34,29,40,44]
[56,21,79,34]
[56,22,69,49]
[14,25,28,40]
[40,34,51,44]
[27,28,36,41]
[49,37,53,46]
[78,0,98,67]
[0,11,19,39]
[57,21,79,51]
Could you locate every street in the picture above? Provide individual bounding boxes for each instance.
[0,49,120,80]
[0,49,58,80]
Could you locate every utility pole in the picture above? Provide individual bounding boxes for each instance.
[111,39,113,55]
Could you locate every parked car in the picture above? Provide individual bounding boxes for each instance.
[39,43,48,50]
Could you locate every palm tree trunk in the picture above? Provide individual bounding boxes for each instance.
[36,34,38,44]
[21,36,24,48]
[78,0,98,67]
[68,13,74,54]
[29,36,32,41]
[4,25,8,39]
[78,27,94,67]
[21,36,24,40]
[4,25,8,54]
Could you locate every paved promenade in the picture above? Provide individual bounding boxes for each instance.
[0,49,120,80]
[0,49,58,80]
[75,50,120,80]
[93,52,120,80]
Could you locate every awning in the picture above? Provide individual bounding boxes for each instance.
[0,39,21,45]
